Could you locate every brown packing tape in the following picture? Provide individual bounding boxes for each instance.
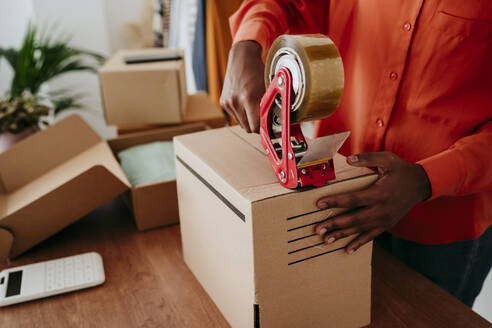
[0,228,14,262]
[264,34,344,123]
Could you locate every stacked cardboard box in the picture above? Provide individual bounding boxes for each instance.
[115,92,225,135]
[99,48,188,126]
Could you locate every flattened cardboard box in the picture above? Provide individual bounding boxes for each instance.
[174,127,378,328]
[116,92,225,135]
[99,48,187,126]
[0,115,206,261]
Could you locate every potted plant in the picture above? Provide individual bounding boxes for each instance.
[0,23,104,152]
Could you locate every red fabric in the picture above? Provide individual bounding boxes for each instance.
[230,0,492,244]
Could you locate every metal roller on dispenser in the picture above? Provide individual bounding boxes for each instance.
[259,34,350,188]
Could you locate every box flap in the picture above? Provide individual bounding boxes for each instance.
[0,115,101,192]
[107,122,206,155]
[0,142,130,220]
[115,93,224,135]
[99,48,184,73]
[174,126,375,203]
[0,227,13,261]
[185,92,223,123]
[4,163,129,258]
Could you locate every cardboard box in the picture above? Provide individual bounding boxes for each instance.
[0,115,130,261]
[0,115,206,261]
[107,122,206,231]
[174,127,378,328]
[116,92,225,135]
[99,48,187,126]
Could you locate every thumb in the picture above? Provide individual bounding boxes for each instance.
[244,96,262,133]
[346,152,396,169]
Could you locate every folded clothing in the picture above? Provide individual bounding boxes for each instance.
[118,141,175,187]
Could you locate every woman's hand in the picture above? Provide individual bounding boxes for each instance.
[315,152,431,254]
[220,41,265,133]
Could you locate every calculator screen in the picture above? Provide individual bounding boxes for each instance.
[6,271,22,297]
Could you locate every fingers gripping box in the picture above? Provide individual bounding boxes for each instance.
[174,127,378,328]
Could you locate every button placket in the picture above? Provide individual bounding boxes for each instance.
[364,2,422,151]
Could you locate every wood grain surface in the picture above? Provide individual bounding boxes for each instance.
[0,198,490,328]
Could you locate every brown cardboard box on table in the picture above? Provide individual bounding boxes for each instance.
[107,122,205,230]
[99,48,187,126]
[174,127,378,328]
[116,92,225,135]
[0,115,205,261]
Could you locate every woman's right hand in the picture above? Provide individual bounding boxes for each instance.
[220,41,265,133]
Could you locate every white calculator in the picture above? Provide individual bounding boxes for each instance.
[0,252,105,307]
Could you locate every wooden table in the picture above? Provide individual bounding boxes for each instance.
[1,198,490,327]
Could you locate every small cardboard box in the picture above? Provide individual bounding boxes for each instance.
[116,92,225,135]
[99,48,187,126]
[107,122,206,231]
[0,115,206,261]
[174,127,378,328]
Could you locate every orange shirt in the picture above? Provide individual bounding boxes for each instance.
[230,0,492,244]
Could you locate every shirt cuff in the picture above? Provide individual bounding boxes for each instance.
[231,19,274,58]
[417,148,466,201]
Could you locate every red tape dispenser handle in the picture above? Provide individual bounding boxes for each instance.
[259,68,336,189]
[259,67,301,188]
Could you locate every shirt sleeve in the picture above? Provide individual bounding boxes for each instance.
[417,120,492,200]
[229,0,329,58]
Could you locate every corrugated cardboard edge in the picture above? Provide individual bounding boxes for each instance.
[178,56,188,118]
[98,73,111,125]
[0,228,14,262]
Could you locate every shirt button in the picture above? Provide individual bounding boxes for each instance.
[403,22,412,31]
[376,119,384,127]
[389,72,398,80]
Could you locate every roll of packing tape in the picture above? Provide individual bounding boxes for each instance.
[265,34,344,123]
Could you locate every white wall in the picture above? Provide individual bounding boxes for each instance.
[104,0,149,51]
[31,0,116,138]
[0,0,33,96]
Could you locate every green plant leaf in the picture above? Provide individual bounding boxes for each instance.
[0,22,106,132]
[3,22,105,99]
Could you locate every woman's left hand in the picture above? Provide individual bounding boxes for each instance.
[315,152,431,254]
